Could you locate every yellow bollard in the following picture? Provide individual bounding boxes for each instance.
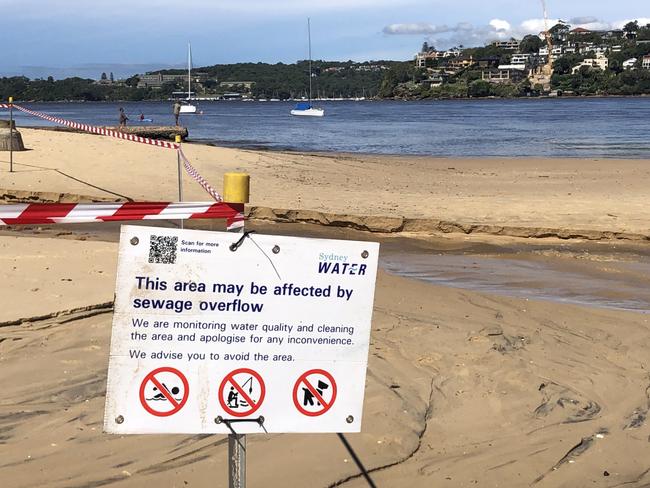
[8,96,13,104]
[175,134,182,144]
[223,173,250,203]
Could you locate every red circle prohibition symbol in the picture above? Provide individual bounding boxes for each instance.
[139,366,190,417]
[293,369,338,417]
[218,368,266,418]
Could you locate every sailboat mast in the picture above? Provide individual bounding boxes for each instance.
[187,42,192,100]
[308,18,312,104]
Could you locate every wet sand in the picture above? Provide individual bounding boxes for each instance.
[2,128,650,236]
[1,224,650,487]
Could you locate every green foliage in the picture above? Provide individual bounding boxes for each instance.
[468,80,491,97]
[519,35,543,54]
[462,45,510,64]
[377,62,417,98]
[428,81,468,98]
[0,76,157,102]
[553,54,585,75]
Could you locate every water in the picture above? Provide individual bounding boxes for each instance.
[9,97,650,158]
[381,252,650,313]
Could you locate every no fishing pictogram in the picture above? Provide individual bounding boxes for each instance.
[293,369,337,417]
[139,366,189,417]
[218,368,266,418]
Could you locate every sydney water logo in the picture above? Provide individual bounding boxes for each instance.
[317,252,367,276]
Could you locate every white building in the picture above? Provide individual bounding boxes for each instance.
[511,53,531,65]
[623,58,637,69]
[643,56,650,69]
[572,53,609,74]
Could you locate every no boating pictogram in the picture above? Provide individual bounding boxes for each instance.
[139,367,189,417]
[293,369,337,417]
[218,368,266,418]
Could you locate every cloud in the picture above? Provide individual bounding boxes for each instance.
[570,16,599,24]
[383,21,479,36]
[489,19,511,31]
[613,17,650,28]
[410,15,650,50]
[383,23,438,35]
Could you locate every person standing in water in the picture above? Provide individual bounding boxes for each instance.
[118,107,128,127]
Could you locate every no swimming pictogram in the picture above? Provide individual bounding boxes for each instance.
[218,368,266,418]
[139,366,189,417]
[293,369,337,417]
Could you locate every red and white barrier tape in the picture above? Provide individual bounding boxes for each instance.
[12,104,179,149]
[2,104,233,213]
[0,202,244,230]
[0,104,10,109]
[178,148,223,202]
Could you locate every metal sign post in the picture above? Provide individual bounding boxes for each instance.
[224,172,250,488]
[9,96,13,173]
[228,433,246,488]
[175,135,183,229]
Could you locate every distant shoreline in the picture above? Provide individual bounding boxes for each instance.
[6,93,650,104]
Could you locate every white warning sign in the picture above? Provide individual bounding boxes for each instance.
[104,225,379,434]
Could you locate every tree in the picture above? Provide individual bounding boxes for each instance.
[519,35,543,54]
[100,72,107,80]
[624,20,639,33]
[124,75,140,87]
[468,79,491,97]
[110,72,114,82]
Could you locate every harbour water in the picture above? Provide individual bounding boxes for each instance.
[10,97,650,158]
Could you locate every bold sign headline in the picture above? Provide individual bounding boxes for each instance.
[131,274,364,314]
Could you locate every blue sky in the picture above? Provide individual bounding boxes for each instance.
[0,0,648,79]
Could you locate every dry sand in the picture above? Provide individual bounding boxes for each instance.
[1,128,650,235]
[1,129,650,487]
[1,230,649,487]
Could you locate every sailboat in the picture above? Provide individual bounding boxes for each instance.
[290,18,324,117]
[180,42,197,114]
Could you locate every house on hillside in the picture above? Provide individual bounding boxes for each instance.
[476,56,500,68]
[492,39,520,50]
[510,54,532,65]
[572,53,609,73]
[643,56,650,69]
[482,65,526,83]
[570,27,592,36]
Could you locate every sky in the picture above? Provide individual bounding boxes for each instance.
[0,0,648,79]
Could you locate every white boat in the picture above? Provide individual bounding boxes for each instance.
[180,42,198,114]
[291,19,324,117]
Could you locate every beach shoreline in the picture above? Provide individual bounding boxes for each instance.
[1,127,649,241]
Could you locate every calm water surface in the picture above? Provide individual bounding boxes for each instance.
[10,97,650,158]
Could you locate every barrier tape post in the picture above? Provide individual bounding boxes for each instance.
[175,135,184,229]
[223,172,250,488]
[9,96,13,173]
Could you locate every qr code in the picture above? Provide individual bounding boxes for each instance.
[149,235,178,264]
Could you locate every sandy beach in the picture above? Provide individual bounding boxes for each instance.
[1,128,650,487]
[2,128,650,237]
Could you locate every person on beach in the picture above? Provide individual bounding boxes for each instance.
[139,112,145,122]
[119,107,128,127]
[173,101,181,126]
